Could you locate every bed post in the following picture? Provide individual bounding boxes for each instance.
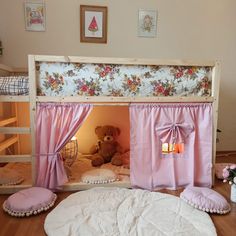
[211,61,221,186]
[28,55,37,186]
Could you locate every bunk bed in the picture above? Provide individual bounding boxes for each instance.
[0,55,220,193]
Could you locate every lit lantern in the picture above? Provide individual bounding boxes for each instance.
[60,136,78,168]
[162,143,169,154]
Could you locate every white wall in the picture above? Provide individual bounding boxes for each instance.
[0,0,236,151]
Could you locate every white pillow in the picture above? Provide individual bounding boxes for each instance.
[81,169,119,184]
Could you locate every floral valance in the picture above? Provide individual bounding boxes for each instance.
[37,62,212,97]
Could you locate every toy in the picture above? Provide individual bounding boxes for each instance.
[90,125,123,167]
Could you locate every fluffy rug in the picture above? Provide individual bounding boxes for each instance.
[44,187,216,236]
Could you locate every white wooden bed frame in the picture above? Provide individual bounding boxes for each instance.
[0,55,220,193]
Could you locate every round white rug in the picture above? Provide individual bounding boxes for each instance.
[44,187,216,236]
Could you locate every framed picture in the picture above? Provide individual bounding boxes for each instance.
[138,9,157,37]
[24,2,46,31]
[80,5,107,43]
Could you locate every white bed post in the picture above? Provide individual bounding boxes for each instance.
[28,55,37,186]
[211,61,221,186]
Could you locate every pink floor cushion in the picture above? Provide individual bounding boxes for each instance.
[215,163,234,179]
[0,168,24,186]
[180,186,231,214]
[81,169,119,184]
[2,187,57,217]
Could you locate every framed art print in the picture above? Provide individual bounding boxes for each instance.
[24,2,46,31]
[80,5,107,43]
[138,9,157,37]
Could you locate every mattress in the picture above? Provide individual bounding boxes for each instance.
[0,76,29,95]
[3,155,130,186]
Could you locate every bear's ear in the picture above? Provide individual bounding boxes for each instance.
[95,126,102,135]
[116,127,121,136]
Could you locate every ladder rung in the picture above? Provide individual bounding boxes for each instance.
[0,185,33,194]
[0,127,30,134]
[0,95,30,102]
[0,154,31,163]
[0,117,17,126]
[0,136,18,152]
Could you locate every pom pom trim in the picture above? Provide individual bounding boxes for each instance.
[0,177,24,186]
[180,195,231,214]
[82,178,120,185]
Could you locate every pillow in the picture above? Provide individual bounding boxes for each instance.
[0,76,29,95]
[180,186,231,214]
[3,187,57,217]
[0,168,24,186]
[215,163,233,179]
[81,169,119,184]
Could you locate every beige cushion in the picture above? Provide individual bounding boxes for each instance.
[0,168,24,185]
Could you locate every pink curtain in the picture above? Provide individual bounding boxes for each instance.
[36,103,92,189]
[130,103,212,190]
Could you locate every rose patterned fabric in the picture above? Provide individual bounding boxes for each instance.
[37,62,212,97]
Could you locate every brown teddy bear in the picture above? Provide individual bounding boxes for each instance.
[90,125,123,167]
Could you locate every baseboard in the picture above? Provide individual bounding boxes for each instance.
[216,151,236,158]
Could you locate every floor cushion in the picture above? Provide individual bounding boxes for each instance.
[45,187,216,236]
[3,187,57,217]
[0,168,24,185]
[180,186,231,214]
[215,163,233,179]
[81,169,119,184]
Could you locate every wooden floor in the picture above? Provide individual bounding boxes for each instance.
[0,155,236,236]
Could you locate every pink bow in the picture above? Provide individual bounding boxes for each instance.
[156,123,194,143]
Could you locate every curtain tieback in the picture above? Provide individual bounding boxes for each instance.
[36,152,62,159]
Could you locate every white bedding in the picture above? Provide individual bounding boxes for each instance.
[44,187,216,236]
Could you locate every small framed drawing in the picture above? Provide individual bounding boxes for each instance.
[80,5,107,43]
[138,9,157,37]
[24,2,46,31]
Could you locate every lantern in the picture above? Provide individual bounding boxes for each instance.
[60,136,78,168]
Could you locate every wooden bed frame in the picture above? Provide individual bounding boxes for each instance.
[0,55,220,193]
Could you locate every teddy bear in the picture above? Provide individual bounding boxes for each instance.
[90,125,123,167]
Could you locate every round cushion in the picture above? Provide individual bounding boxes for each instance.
[180,186,231,214]
[0,168,24,186]
[81,169,119,184]
[45,187,216,236]
[3,187,57,217]
[215,163,233,179]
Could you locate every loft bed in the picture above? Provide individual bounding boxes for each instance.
[0,55,220,193]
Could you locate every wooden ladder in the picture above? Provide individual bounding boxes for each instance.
[0,64,32,194]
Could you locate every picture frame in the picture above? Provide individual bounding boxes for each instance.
[80,5,107,43]
[138,9,157,38]
[24,2,46,31]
